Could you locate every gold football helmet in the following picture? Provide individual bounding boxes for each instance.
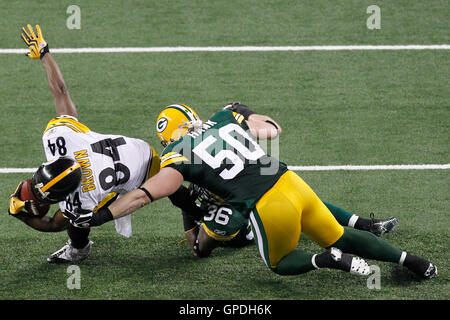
[155,104,201,146]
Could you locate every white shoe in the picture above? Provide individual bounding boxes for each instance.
[329,247,371,276]
[47,240,93,264]
[349,257,371,276]
[423,263,438,279]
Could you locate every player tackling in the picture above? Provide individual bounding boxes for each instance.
[69,101,438,279]
[10,25,401,266]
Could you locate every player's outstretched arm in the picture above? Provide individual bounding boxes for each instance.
[223,102,282,139]
[110,167,184,219]
[246,113,282,139]
[41,53,78,118]
[65,167,184,228]
[21,24,78,118]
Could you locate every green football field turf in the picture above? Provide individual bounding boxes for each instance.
[0,0,448,301]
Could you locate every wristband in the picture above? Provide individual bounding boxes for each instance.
[90,207,113,227]
[238,108,255,120]
[139,187,154,202]
[40,44,49,59]
[231,103,255,120]
[264,120,279,130]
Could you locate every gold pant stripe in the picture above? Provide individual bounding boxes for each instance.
[201,222,239,241]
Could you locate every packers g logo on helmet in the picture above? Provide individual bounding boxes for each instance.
[155,104,200,146]
[156,117,168,133]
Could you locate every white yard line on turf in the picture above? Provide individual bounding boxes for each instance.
[1,164,449,174]
[288,164,450,171]
[1,45,449,54]
[0,168,38,173]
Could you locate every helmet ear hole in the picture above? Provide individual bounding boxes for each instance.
[31,157,82,204]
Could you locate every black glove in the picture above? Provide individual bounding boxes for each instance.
[65,207,113,228]
[223,102,255,120]
[64,208,94,228]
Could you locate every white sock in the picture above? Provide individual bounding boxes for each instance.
[311,254,320,269]
[348,214,359,228]
[399,251,407,265]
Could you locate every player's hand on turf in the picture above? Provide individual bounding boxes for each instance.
[21,24,49,59]
[65,208,93,228]
[8,181,29,217]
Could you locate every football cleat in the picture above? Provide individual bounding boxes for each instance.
[47,240,93,264]
[369,213,399,237]
[402,253,438,279]
[423,263,438,279]
[328,247,371,276]
[349,257,371,276]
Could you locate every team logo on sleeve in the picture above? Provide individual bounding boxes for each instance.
[156,117,168,133]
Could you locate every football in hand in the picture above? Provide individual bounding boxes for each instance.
[20,179,51,217]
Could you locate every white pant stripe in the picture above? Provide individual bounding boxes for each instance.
[249,211,269,267]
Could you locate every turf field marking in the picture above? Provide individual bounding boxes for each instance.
[1,164,449,174]
[1,45,449,54]
[288,164,450,171]
[0,168,37,173]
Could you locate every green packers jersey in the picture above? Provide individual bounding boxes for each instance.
[160,110,288,218]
